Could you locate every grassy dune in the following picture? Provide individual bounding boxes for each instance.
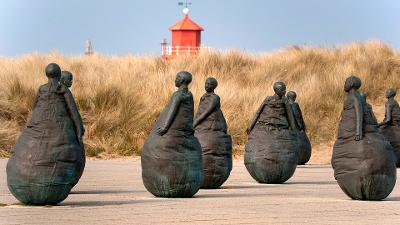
[0,41,399,163]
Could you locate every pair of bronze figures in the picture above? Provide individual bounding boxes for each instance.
[142,72,232,197]
[6,63,85,205]
[5,63,400,205]
[332,76,399,200]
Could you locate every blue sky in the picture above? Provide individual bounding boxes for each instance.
[0,0,399,56]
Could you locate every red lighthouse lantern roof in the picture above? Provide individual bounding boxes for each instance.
[169,15,204,31]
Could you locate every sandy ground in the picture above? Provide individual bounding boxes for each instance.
[1,159,400,225]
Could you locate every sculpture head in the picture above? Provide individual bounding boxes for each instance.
[175,71,192,87]
[287,91,297,102]
[45,63,61,80]
[386,88,397,99]
[273,81,286,97]
[344,75,361,92]
[61,71,73,88]
[205,77,218,93]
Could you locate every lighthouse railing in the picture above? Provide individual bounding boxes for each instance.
[162,45,203,56]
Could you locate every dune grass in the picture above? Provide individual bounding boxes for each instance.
[0,41,399,160]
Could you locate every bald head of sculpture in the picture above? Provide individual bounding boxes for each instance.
[287,91,297,102]
[45,63,61,79]
[344,75,362,92]
[175,71,193,88]
[205,77,218,93]
[273,81,287,97]
[386,88,397,99]
[61,71,73,88]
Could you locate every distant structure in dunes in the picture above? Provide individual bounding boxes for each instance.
[85,39,94,55]
[161,2,204,59]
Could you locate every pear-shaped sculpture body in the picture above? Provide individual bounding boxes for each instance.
[332,94,396,200]
[7,84,85,205]
[379,100,400,167]
[245,96,299,184]
[141,90,203,197]
[195,93,232,189]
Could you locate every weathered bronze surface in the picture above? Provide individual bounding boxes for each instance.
[61,70,86,187]
[244,82,299,184]
[331,76,396,200]
[194,77,232,189]
[287,91,312,165]
[379,88,400,167]
[141,71,203,197]
[6,63,85,205]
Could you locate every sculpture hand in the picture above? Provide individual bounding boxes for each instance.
[157,127,168,136]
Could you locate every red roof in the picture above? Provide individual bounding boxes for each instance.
[169,15,204,31]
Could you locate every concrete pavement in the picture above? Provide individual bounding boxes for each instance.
[1,159,400,225]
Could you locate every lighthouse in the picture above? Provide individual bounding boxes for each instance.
[161,6,204,58]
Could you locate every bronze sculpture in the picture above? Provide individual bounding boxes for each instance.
[287,91,312,165]
[61,70,73,88]
[61,70,86,187]
[194,77,232,189]
[141,71,203,197]
[331,76,396,200]
[360,92,379,126]
[244,81,299,184]
[6,63,85,205]
[378,88,400,167]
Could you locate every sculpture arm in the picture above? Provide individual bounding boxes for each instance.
[352,94,363,140]
[247,101,266,134]
[298,105,307,131]
[285,98,298,131]
[157,93,182,135]
[193,95,219,128]
[293,103,306,131]
[379,102,392,127]
[64,89,85,140]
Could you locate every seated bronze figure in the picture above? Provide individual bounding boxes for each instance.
[331,76,396,200]
[244,81,299,184]
[194,77,232,189]
[6,63,85,205]
[61,70,86,186]
[378,88,400,167]
[141,71,203,198]
[287,91,312,165]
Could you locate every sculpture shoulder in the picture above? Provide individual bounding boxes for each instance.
[58,84,70,94]
[388,99,398,107]
[185,91,194,101]
[263,96,273,103]
[38,84,48,92]
[292,102,301,111]
[171,91,182,99]
[172,90,191,102]
[213,94,220,102]
[38,83,67,94]
[207,93,220,103]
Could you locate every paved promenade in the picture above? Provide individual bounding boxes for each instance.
[1,159,400,225]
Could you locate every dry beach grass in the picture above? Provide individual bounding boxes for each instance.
[0,41,399,163]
